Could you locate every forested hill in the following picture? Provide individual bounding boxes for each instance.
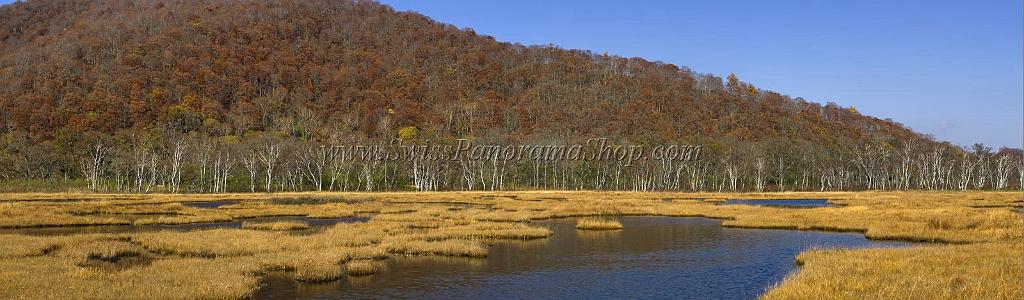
[8,0,1017,194]
[1,0,924,147]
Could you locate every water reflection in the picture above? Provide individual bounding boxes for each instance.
[720,199,832,208]
[253,217,906,299]
[182,200,241,209]
[1,216,368,236]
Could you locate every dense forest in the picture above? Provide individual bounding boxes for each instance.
[0,0,1021,192]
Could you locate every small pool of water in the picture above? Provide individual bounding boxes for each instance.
[1,216,369,236]
[182,200,241,209]
[720,199,832,208]
[253,216,907,299]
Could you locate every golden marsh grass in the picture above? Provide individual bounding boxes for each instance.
[240,220,310,231]
[346,259,384,276]
[383,239,489,257]
[575,218,624,230]
[763,242,1023,299]
[0,190,1019,299]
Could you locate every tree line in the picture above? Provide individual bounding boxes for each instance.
[2,128,1020,193]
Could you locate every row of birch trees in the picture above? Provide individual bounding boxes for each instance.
[3,129,1021,193]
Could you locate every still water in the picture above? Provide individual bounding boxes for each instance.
[254,216,906,299]
[182,200,241,209]
[720,199,832,208]
[1,216,368,236]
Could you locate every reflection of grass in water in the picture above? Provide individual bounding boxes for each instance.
[576,228,623,240]
[346,259,384,276]
[491,237,551,252]
[384,240,487,257]
[389,255,488,270]
[296,279,343,297]
[132,214,233,226]
[575,218,623,230]
[345,273,377,287]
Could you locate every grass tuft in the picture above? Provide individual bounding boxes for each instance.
[294,262,343,282]
[240,220,310,231]
[346,259,383,276]
[384,240,488,257]
[575,218,623,230]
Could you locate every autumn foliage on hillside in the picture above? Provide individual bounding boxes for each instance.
[0,0,917,143]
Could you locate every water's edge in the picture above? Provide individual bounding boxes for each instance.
[251,216,909,299]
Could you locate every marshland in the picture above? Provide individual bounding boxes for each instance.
[0,190,1019,299]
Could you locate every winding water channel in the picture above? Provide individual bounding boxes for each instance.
[254,216,907,299]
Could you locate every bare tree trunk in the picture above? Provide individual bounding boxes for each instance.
[79,141,108,191]
[956,153,977,191]
[257,142,282,192]
[754,157,766,192]
[994,155,1010,189]
[131,138,150,193]
[775,156,785,191]
[241,151,259,193]
[168,138,187,193]
[196,139,212,193]
[1016,157,1024,190]
[300,144,330,191]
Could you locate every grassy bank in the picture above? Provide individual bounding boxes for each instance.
[0,191,1020,299]
[763,242,1022,299]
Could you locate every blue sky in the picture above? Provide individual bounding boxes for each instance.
[2,0,1021,148]
[377,0,1022,149]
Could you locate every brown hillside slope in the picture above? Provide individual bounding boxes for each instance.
[0,0,923,148]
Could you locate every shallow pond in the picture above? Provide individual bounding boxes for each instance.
[182,200,241,209]
[1,216,368,236]
[254,216,906,299]
[720,199,832,208]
